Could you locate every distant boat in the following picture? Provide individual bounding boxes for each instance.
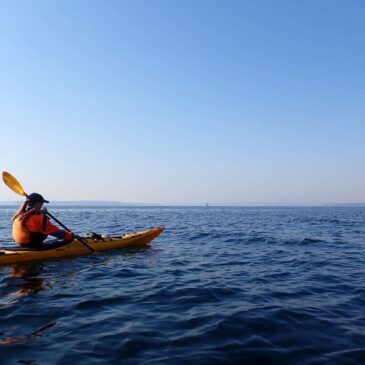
[205,203,209,207]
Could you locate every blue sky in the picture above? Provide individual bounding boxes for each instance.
[0,0,364,204]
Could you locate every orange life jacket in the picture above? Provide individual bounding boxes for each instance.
[12,209,73,245]
[12,209,36,245]
[13,210,49,245]
[12,217,31,244]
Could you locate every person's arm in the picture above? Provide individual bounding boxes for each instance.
[42,214,74,240]
[12,200,29,221]
[50,229,74,240]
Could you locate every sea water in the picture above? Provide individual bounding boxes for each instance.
[0,206,365,364]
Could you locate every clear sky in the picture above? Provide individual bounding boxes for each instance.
[1,0,364,204]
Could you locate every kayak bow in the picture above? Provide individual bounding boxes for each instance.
[0,227,164,265]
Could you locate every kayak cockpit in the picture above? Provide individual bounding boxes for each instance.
[0,238,73,252]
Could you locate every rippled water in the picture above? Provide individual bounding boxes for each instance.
[1,206,365,364]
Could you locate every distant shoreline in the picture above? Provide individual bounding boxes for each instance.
[0,201,160,207]
[0,201,365,207]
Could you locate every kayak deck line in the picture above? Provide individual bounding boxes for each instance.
[0,226,164,265]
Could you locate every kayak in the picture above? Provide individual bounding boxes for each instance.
[0,226,164,265]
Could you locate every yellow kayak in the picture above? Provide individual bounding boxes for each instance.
[0,227,164,265]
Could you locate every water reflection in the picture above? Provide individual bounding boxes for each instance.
[0,322,56,345]
[7,264,45,297]
[17,360,38,365]
[0,264,55,348]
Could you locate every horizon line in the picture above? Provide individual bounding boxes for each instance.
[0,200,365,207]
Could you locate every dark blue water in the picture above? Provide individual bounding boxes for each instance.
[1,206,365,365]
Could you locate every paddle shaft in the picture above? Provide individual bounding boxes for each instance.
[46,211,70,231]
[46,212,95,253]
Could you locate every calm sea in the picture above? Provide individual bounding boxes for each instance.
[0,206,365,365]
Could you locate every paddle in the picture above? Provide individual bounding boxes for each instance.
[2,171,94,253]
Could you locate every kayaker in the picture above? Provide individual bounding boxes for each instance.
[12,193,74,248]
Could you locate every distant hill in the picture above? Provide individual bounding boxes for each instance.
[0,201,160,207]
[49,201,161,206]
[323,203,365,207]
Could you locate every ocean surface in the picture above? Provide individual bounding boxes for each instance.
[0,206,365,365]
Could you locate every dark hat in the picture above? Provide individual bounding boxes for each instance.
[27,193,49,204]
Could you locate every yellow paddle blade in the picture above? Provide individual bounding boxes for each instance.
[2,171,26,196]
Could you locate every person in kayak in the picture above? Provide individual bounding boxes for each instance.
[12,193,74,248]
